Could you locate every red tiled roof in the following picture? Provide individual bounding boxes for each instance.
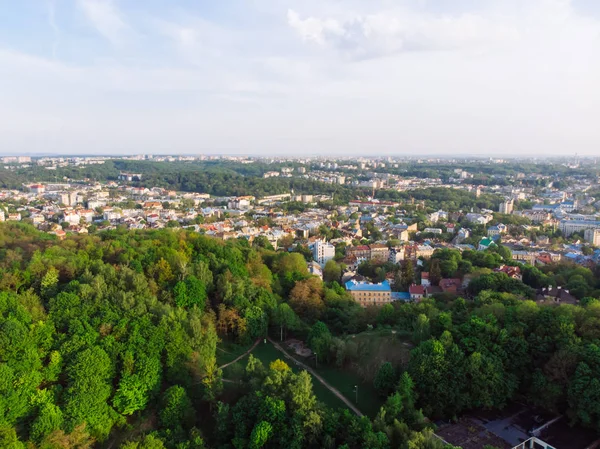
[409,284,425,294]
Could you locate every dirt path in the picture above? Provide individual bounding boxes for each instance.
[218,339,261,370]
[268,337,364,417]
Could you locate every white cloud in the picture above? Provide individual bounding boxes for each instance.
[287,8,520,59]
[77,0,128,44]
[47,0,60,58]
[1,0,600,156]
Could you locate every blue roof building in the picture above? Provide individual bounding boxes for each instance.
[345,279,391,291]
[345,280,392,307]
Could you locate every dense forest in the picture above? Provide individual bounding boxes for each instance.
[0,161,361,203]
[2,223,600,448]
[1,160,505,211]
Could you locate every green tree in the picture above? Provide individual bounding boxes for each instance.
[159,385,194,431]
[401,261,415,290]
[249,421,273,449]
[412,314,431,344]
[323,260,342,283]
[63,347,117,440]
[374,362,397,397]
[429,259,442,286]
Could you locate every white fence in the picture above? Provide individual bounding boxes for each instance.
[512,437,556,449]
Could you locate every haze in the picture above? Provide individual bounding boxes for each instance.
[1,0,599,156]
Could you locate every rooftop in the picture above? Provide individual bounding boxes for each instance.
[345,279,391,292]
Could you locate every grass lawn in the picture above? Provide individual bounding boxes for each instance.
[310,363,384,418]
[222,340,350,412]
[216,339,255,366]
[280,328,414,417]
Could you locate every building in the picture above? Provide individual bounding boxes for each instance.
[423,228,443,234]
[420,272,431,287]
[584,228,600,246]
[369,244,390,262]
[312,240,335,267]
[228,196,253,210]
[389,247,405,264]
[559,220,600,237]
[0,209,4,222]
[416,244,435,259]
[512,250,536,264]
[308,261,323,279]
[499,199,514,214]
[439,278,461,294]
[345,280,392,307]
[465,213,493,225]
[409,284,425,300]
[63,211,81,225]
[346,245,371,260]
[28,184,46,194]
[495,265,522,280]
[119,172,142,182]
[487,224,507,238]
[478,237,496,251]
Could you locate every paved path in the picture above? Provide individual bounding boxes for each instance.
[268,337,364,417]
[218,339,261,370]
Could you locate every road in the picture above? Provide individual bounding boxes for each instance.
[218,339,261,370]
[268,337,364,417]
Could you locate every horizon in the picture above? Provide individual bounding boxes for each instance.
[0,151,593,160]
[1,0,600,156]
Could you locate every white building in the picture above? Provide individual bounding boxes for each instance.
[63,211,81,224]
[312,240,336,267]
[228,198,251,210]
[499,199,514,214]
[559,220,600,237]
[584,228,600,246]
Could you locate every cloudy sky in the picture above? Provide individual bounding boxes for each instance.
[0,0,599,156]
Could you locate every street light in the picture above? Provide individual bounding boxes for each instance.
[353,385,358,403]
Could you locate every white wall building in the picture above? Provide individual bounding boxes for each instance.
[312,240,336,267]
[499,199,514,214]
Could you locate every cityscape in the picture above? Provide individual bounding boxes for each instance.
[2,0,600,448]
[2,154,600,448]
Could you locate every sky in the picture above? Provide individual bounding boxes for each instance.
[0,0,599,157]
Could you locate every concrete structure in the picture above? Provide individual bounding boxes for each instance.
[389,247,405,263]
[499,199,514,214]
[118,172,142,182]
[346,245,371,260]
[369,244,390,262]
[312,240,335,267]
[559,220,600,237]
[28,184,46,194]
[307,261,323,279]
[584,228,600,246]
[345,280,392,307]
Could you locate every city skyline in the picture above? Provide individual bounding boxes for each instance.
[1,0,600,156]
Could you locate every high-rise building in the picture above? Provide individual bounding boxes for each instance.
[312,240,335,267]
[499,199,514,214]
[584,228,600,246]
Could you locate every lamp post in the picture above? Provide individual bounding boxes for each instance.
[353,385,358,404]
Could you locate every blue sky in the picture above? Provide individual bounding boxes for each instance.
[0,0,599,156]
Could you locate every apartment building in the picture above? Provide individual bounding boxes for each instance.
[345,280,392,307]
